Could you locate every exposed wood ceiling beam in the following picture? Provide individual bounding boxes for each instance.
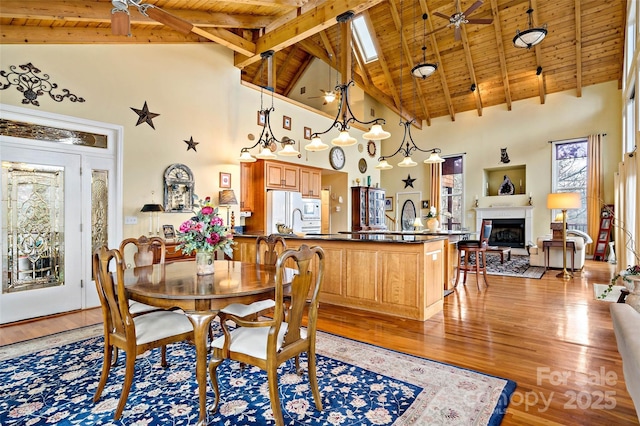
[489,0,512,111]
[234,0,385,69]
[388,0,431,125]
[216,0,303,7]
[420,0,455,121]
[319,30,336,65]
[0,26,203,43]
[531,0,545,104]
[459,25,483,116]
[575,0,582,97]
[362,11,401,110]
[0,1,273,29]
[191,27,255,56]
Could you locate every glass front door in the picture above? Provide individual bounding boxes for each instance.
[1,147,82,323]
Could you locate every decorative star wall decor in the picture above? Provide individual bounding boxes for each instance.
[184,136,199,152]
[130,101,160,129]
[403,174,416,188]
[0,63,85,107]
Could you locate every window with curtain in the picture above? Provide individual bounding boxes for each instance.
[551,139,588,231]
[440,155,464,230]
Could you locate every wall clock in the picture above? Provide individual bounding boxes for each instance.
[329,146,345,170]
[358,158,367,173]
[367,140,376,157]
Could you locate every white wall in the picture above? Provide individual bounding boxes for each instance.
[0,44,382,236]
[378,81,622,239]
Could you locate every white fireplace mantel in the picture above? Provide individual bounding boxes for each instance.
[474,206,534,255]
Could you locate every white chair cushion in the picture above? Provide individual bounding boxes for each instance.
[129,300,158,315]
[211,323,308,360]
[133,310,193,345]
[221,299,276,317]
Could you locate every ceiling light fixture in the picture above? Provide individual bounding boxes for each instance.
[411,13,438,79]
[111,0,193,35]
[513,1,547,49]
[376,2,442,170]
[239,51,298,162]
[310,12,390,147]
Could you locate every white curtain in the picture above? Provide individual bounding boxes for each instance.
[586,134,603,255]
[614,153,639,269]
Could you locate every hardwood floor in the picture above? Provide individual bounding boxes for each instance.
[1,260,637,425]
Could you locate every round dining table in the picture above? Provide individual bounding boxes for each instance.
[124,259,294,426]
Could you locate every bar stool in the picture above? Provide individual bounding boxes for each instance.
[455,220,492,289]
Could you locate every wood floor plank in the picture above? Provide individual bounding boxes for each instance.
[0,259,637,424]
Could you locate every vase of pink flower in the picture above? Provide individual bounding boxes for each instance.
[176,196,235,275]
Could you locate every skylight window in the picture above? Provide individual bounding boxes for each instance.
[352,15,378,64]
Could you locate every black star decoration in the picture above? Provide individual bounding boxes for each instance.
[184,136,199,152]
[130,101,160,129]
[402,174,416,188]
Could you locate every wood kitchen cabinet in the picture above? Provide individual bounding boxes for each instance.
[351,186,386,231]
[265,161,299,190]
[241,159,322,234]
[300,167,322,198]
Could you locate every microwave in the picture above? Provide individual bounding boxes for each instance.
[302,198,321,220]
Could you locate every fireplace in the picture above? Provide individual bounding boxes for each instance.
[475,206,533,255]
[488,218,525,248]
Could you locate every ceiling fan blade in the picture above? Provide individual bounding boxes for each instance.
[144,5,193,35]
[466,18,493,24]
[111,10,130,36]
[434,11,452,21]
[463,0,484,16]
[454,26,461,41]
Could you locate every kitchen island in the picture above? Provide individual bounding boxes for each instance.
[232,233,446,321]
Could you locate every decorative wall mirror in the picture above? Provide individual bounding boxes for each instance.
[163,163,194,212]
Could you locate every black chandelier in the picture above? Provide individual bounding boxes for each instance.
[238,51,298,162]
[377,3,442,169]
[310,11,390,147]
[513,1,547,49]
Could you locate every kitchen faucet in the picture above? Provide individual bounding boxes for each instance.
[291,208,303,232]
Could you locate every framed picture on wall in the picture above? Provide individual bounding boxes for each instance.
[257,111,266,126]
[304,127,312,140]
[219,172,231,188]
[385,197,393,211]
[421,200,430,209]
[283,116,292,130]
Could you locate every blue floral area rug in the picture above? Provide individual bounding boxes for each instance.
[0,324,516,425]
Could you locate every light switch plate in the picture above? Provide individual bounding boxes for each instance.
[124,216,138,225]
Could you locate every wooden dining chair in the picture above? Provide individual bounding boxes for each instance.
[209,244,325,426]
[455,219,492,289]
[219,234,287,319]
[92,246,194,420]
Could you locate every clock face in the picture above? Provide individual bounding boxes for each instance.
[367,140,376,157]
[329,146,345,170]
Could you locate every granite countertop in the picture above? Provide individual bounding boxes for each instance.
[235,233,449,243]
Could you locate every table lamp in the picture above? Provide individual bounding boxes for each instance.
[547,192,581,279]
[140,203,164,236]
[413,216,424,231]
[219,189,238,232]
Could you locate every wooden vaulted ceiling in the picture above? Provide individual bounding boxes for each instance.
[0,0,626,128]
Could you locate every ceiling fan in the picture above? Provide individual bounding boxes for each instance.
[308,89,337,105]
[429,0,493,41]
[110,0,193,36]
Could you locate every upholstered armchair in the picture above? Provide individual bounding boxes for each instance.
[528,230,592,270]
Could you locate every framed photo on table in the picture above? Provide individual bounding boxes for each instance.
[219,172,231,188]
[163,225,175,240]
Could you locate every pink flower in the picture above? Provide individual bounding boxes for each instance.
[201,206,213,215]
[179,221,192,233]
[211,216,223,226]
[207,233,221,245]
